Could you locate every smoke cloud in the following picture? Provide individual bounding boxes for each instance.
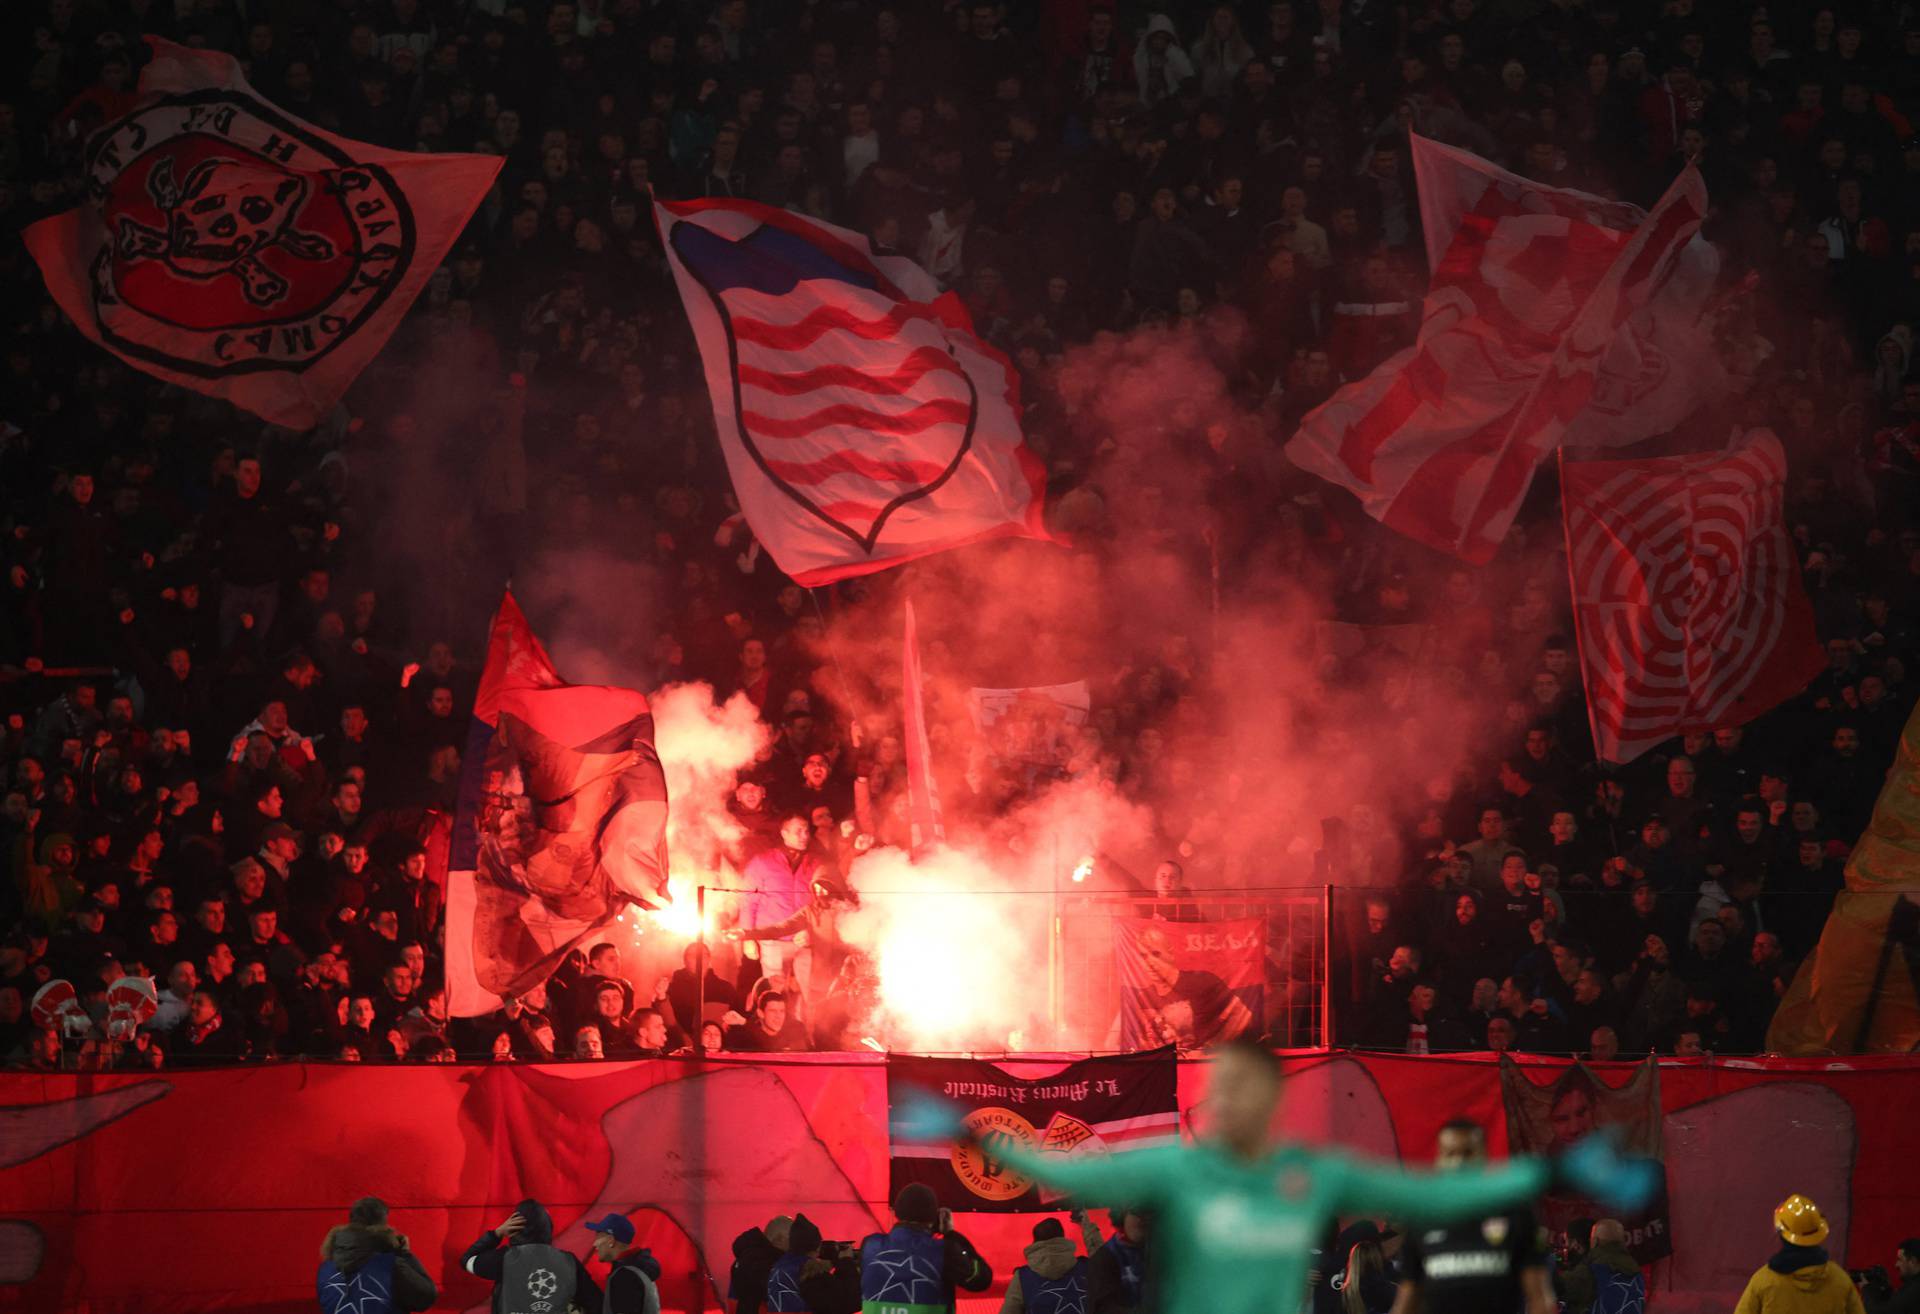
[349,179,1751,1052]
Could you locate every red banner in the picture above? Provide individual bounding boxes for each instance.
[0,1053,1913,1314]
[1502,1059,1672,1264]
[1115,916,1264,1051]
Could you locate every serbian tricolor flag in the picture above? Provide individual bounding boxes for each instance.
[23,38,499,429]
[446,590,670,1017]
[1286,136,1710,564]
[656,199,1049,585]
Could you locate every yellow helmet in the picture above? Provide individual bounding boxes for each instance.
[1774,1195,1830,1247]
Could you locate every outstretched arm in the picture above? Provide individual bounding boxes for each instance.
[1324,1150,1551,1223]
[1326,1132,1658,1225]
[981,1136,1178,1211]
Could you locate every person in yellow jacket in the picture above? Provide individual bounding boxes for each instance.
[1734,1196,1868,1314]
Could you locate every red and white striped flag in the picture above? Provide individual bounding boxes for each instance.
[901,599,944,854]
[656,200,1049,585]
[1286,136,1709,564]
[1561,430,1826,765]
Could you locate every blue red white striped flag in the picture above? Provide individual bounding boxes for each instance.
[656,200,1049,584]
[445,590,670,1016]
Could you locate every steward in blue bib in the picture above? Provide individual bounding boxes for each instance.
[1003,1219,1088,1314]
[770,1216,830,1314]
[859,1184,993,1314]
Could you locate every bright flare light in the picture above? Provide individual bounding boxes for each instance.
[1071,856,1094,883]
[646,873,712,940]
[875,920,974,1041]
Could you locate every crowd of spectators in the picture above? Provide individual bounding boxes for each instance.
[2,0,1919,1068]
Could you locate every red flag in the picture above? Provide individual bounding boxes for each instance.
[901,599,944,854]
[23,38,499,429]
[655,199,1049,585]
[1286,135,1709,564]
[1560,430,1825,765]
[445,590,670,1016]
[1116,918,1263,1052]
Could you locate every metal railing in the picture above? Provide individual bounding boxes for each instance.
[1049,888,1330,1050]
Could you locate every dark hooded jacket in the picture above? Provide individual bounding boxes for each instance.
[461,1198,601,1314]
[603,1247,664,1314]
[318,1222,437,1312]
[731,1223,787,1314]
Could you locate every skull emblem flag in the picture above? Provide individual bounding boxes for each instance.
[24,37,500,429]
[116,157,336,305]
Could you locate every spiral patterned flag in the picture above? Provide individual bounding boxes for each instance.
[1560,430,1825,764]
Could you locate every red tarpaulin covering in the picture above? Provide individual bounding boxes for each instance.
[0,1052,1910,1314]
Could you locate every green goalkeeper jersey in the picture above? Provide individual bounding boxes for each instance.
[988,1138,1549,1314]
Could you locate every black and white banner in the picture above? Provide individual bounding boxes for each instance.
[887,1050,1178,1211]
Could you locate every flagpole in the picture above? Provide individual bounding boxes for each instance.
[1555,446,1609,769]
[1050,833,1063,1047]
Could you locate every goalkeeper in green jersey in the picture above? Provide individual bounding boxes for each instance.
[910,1042,1657,1314]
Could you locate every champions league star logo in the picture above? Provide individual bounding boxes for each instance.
[81,91,414,378]
[769,1265,803,1308]
[527,1269,559,1300]
[865,1246,940,1300]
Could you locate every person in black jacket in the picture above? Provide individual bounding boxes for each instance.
[730,1214,792,1314]
[585,1212,662,1314]
[203,455,293,655]
[1082,1207,1147,1314]
[796,1231,865,1314]
[461,1198,600,1314]
[1863,1241,1920,1314]
[318,1196,436,1313]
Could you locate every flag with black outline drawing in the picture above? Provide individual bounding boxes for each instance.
[656,199,1049,585]
[24,38,499,428]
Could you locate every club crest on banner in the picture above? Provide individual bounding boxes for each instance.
[888,1050,1178,1212]
[952,1107,1039,1202]
[949,1107,1101,1203]
[84,93,413,378]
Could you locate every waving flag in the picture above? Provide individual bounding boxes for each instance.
[23,38,499,429]
[656,200,1048,585]
[446,590,670,1017]
[1286,136,1710,564]
[1769,698,1920,1055]
[1560,430,1823,765]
